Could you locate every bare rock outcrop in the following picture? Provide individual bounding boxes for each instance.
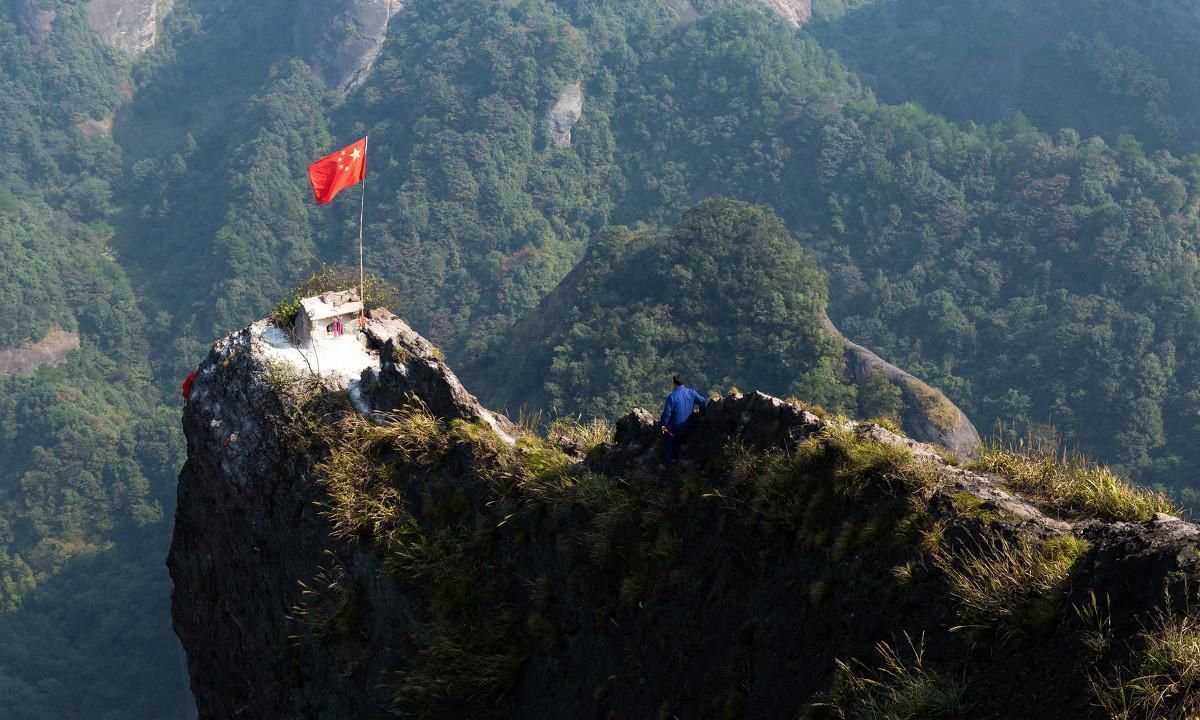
[547,80,583,148]
[823,312,982,459]
[169,309,511,718]
[87,0,174,57]
[294,0,403,90]
[360,309,516,439]
[0,328,80,376]
[756,0,811,28]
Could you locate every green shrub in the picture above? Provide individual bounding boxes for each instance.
[271,264,403,327]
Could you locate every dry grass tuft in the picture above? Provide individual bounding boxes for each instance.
[288,553,365,643]
[391,605,526,720]
[822,426,942,500]
[313,400,446,545]
[973,439,1177,522]
[866,416,904,435]
[547,415,613,452]
[1095,597,1200,720]
[933,532,1088,638]
[818,633,970,719]
[1074,591,1113,658]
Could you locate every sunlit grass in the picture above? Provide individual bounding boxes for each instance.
[972,437,1177,522]
[933,532,1088,639]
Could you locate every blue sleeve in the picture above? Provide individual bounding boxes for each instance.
[692,388,707,409]
[661,397,672,428]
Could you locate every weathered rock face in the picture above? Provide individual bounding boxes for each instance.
[823,312,982,459]
[168,309,500,718]
[294,0,403,90]
[756,0,811,28]
[547,80,583,148]
[87,0,174,57]
[171,312,1200,719]
[0,327,80,376]
[13,0,55,45]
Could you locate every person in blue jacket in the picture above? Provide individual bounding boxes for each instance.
[660,374,707,463]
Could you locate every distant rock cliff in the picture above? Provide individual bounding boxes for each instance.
[87,0,174,57]
[14,0,173,55]
[822,311,981,460]
[665,0,700,23]
[171,309,1200,719]
[664,0,811,29]
[546,81,583,148]
[294,0,404,90]
[756,0,811,28]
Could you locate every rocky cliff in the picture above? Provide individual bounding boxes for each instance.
[823,312,981,460]
[170,311,1200,719]
[15,0,174,56]
[547,80,583,148]
[756,0,812,28]
[87,0,173,57]
[294,0,404,90]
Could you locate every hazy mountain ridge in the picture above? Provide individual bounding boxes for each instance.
[808,0,1200,150]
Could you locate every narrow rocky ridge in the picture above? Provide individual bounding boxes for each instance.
[823,310,982,459]
[170,312,1200,719]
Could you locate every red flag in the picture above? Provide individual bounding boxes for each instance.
[308,137,367,205]
[181,370,198,400]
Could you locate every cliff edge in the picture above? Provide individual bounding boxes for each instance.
[170,311,1199,719]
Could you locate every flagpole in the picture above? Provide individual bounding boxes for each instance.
[358,135,368,328]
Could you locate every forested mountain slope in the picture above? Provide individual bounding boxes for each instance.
[467,198,849,419]
[0,4,188,717]
[808,0,1200,152]
[5,0,1200,717]
[465,197,980,461]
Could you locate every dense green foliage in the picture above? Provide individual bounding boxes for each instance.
[798,111,1200,490]
[114,0,333,388]
[468,198,852,417]
[0,4,188,717]
[808,0,1200,151]
[372,0,1200,496]
[0,539,181,720]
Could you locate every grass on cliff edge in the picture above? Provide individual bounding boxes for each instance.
[934,532,1089,642]
[305,400,1141,716]
[730,424,943,523]
[309,402,531,719]
[971,440,1178,522]
[1095,596,1200,720]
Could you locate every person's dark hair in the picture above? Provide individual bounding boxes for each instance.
[672,374,684,387]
